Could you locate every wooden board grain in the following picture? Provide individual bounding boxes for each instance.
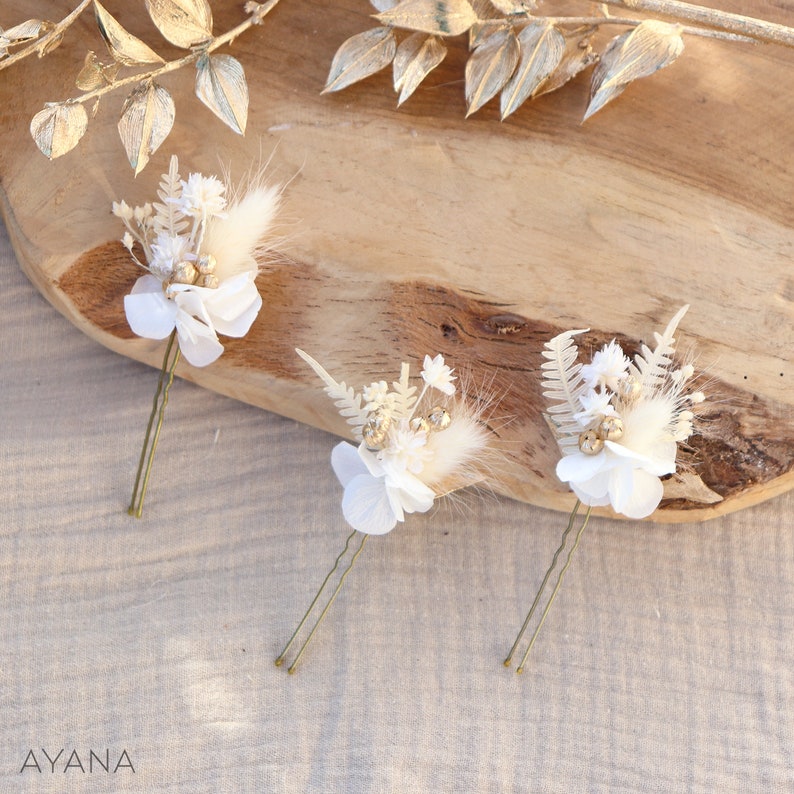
[1,0,793,521]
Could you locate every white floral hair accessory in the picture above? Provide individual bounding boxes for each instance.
[505,305,704,672]
[116,154,281,517]
[276,350,492,673]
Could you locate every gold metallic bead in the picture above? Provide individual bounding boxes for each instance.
[617,376,641,403]
[578,429,604,455]
[198,273,219,289]
[171,261,197,285]
[426,406,451,431]
[410,416,430,434]
[597,415,624,441]
[362,410,390,448]
[197,253,216,275]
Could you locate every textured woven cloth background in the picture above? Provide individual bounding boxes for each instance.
[1,218,792,792]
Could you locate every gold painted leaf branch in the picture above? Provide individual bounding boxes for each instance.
[585,20,684,120]
[194,53,248,135]
[375,0,479,37]
[118,80,175,175]
[94,1,164,66]
[145,0,213,48]
[393,32,447,106]
[500,21,565,119]
[323,26,397,94]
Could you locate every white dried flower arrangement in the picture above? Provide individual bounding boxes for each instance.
[505,306,705,672]
[117,154,281,516]
[277,350,494,672]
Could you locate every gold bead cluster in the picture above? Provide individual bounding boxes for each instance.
[362,405,452,449]
[168,253,219,289]
[577,374,641,455]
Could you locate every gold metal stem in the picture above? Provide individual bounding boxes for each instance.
[275,528,358,667]
[504,499,580,667]
[282,531,369,674]
[516,506,592,674]
[128,330,180,518]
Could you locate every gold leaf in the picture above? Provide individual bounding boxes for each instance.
[376,0,478,37]
[585,20,684,121]
[144,0,213,49]
[370,0,398,10]
[30,102,88,159]
[94,1,164,66]
[393,32,446,106]
[500,21,564,119]
[118,81,175,175]
[465,27,519,117]
[323,27,396,94]
[2,19,46,43]
[488,0,536,13]
[469,20,509,50]
[533,31,596,98]
[195,53,248,134]
[75,50,120,91]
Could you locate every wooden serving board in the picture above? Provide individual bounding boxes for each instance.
[1,0,793,521]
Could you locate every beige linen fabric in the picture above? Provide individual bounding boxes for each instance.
[1,219,792,792]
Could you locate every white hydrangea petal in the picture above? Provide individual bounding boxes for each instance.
[604,440,676,476]
[342,473,398,535]
[175,311,224,367]
[203,274,262,337]
[331,442,368,487]
[570,480,611,507]
[389,479,435,515]
[611,467,664,519]
[556,451,609,484]
[124,275,177,339]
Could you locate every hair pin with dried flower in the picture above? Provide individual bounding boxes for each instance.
[505,305,705,672]
[116,154,281,517]
[276,349,493,673]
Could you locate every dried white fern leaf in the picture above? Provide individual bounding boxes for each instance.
[390,362,417,419]
[296,349,369,440]
[152,154,188,237]
[630,304,689,394]
[541,328,589,452]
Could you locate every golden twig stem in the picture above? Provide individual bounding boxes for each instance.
[0,0,93,72]
[516,505,592,674]
[58,0,284,109]
[128,329,180,518]
[275,529,358,667]
[503,500,580,667]
[603,0,794,47]
[282,532,369,675]
[541,16,754,43]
